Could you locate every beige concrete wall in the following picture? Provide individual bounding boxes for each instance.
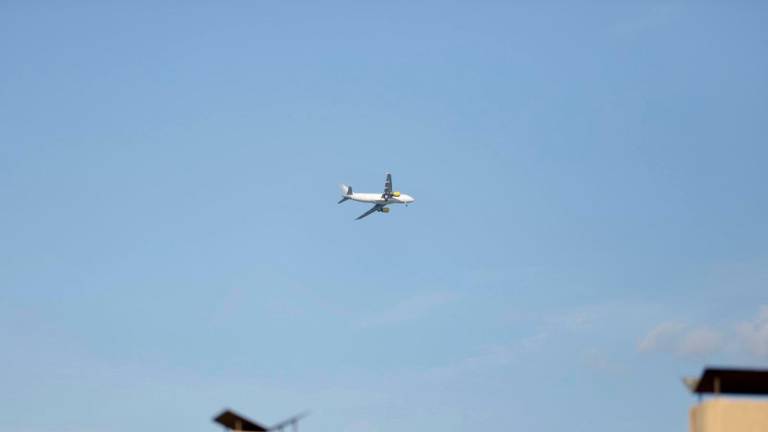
[690,398,768,432]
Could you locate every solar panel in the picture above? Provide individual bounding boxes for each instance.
[213,409,269,431]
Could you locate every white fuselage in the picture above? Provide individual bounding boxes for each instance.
[349,193,415,206]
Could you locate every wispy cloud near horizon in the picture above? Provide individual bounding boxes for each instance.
[639,305,768,360]
[737,306,768,360]
[357,291,460,328]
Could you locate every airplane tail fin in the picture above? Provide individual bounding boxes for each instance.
[338,184,352,204]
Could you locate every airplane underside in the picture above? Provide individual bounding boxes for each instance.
[338,173,414,220]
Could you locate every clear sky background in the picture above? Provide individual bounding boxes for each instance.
[2,2,767,432]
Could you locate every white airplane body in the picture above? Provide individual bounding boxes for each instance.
[338,173,415,220]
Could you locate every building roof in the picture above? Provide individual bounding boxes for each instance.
[213,409,269,431]
[685,368,768,395]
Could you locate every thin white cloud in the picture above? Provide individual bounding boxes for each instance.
[737,306,768,360]
[358,292,459,328]
[638,321,723,358]
[638,321,687,353]
[423,330,554,382]
[582,348,626,374]
[424,343,520,381]
[640,306,768,360]
[679,328,723,357]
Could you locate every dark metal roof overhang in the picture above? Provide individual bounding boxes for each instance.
[685,367,768,396]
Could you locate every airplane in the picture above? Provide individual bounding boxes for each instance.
[338,173,415,220]
[213,409,309,432]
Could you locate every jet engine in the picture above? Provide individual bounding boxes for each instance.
[391,191,401,197]
[381,207,390,213]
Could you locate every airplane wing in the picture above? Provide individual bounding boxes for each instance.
[382,173,392,198]
[356,204,383,220]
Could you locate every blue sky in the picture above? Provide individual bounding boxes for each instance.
[1,2,767,431]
